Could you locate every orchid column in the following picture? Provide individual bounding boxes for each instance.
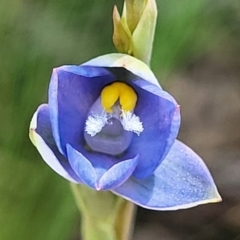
[29,0,221,240]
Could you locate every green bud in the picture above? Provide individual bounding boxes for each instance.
[112,0,157,65]
[113,6,132,54]
[123,0,146,33]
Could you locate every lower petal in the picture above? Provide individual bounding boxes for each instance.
[98,155,139,190]
[112,140,221,210]
[67,144,97,189]
[67,144,139,190]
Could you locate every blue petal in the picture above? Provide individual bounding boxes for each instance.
[113,140,221,210]
[30,104,82,183]
[67,144,139,190]
[67,144,97,189]
[98,155,139,190]
[124,78,180,179]
[48,65,116,155]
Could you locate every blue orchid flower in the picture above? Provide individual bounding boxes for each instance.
[29,53,221,210]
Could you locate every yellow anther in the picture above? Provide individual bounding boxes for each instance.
[101,82,137,113]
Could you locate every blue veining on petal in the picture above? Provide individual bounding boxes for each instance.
[113,140,221,210]
[33,104,82,183]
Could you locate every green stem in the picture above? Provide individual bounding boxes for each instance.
[70,183,136,240]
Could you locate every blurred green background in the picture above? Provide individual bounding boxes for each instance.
[0,0,239,239]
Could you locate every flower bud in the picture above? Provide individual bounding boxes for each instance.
[113,0,157,65]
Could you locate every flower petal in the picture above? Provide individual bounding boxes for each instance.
[82,53,160,87]
[67,144,139,190]
[48,65,116,155]
[125,80,180,179]
[112,140,221,210]
[98,155,139,190]
[29,104,81,183]
[67,144,97,189]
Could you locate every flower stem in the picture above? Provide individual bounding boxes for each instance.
[70,183,136,240]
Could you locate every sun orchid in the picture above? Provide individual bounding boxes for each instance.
[29,53,221,210]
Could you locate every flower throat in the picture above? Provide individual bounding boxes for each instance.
[84,81,143,155]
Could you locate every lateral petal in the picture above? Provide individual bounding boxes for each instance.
[29,104,81,183]
[113,140,221,210]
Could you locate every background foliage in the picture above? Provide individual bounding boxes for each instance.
[0,0,239,239]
